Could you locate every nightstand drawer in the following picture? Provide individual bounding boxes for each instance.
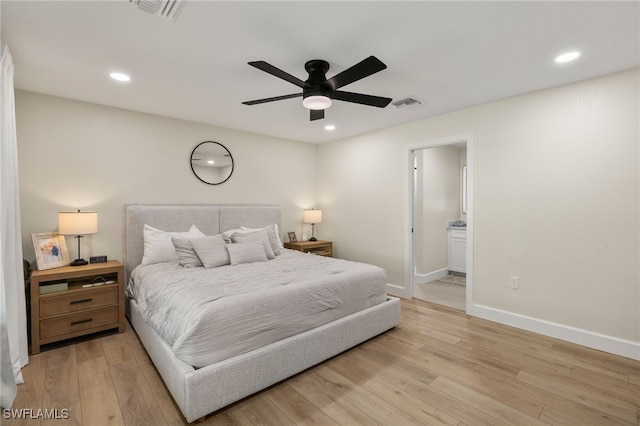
[40,286,118,317]
[40,306,119,340]
[284,240,333,257]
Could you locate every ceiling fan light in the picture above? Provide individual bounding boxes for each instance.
[303,95,332,110]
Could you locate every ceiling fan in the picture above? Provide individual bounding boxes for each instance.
[242,56,392,121]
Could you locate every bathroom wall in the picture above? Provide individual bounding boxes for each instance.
[414,145,464,277]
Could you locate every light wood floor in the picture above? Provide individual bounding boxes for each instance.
[7,298,639,425]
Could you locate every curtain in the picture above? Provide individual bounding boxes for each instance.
[0,46,28,409]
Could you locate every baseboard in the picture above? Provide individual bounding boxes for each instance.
[470,304,640,361]
[386,283,410,299]
[414,268,449,284]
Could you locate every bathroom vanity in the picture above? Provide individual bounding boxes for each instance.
[448,223,467,274]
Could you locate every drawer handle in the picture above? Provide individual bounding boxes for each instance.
[70,318,93,326]
[70,298,93,305]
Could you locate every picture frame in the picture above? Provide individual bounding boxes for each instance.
[31,232,71,270]
[287,231,297,243]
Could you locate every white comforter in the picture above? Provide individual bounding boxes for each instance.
[128,249,388,367]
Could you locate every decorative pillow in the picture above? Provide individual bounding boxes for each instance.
[171,237,203,268]
[226,241,268,265]
[230,229,275,259]
[141,224,205,265]
[220,228,243,243]
[240,224,283,254]
[190,234,230,268]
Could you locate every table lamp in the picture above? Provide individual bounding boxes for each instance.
[59,210,98,266]
[303,209,322,241]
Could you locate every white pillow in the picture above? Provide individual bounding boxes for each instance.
[220,228,243,243]
[141,224,205,265]
[230,230,275,259]
[226,242,268,265]
[191,234,230,268]
[171,236,203,268]
[240,224,283,254]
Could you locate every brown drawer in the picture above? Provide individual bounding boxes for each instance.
[40,286,118,317]
[40,306,119,340]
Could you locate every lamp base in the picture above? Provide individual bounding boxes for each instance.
[308,237,317,241]
[70,258,88,267]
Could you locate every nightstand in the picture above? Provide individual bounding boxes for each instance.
[29,260,125,354]
[284,240,333,257]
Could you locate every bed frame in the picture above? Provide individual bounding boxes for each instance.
[124,205,401,422]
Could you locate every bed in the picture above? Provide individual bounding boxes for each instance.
[125,205,401,422]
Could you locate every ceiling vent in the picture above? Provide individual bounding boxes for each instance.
[129,0,186,21]
[391,96,425,109]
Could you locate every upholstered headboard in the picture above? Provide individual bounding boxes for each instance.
[124,205,282,281]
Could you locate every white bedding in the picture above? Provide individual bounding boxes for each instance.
[128,249,388,367]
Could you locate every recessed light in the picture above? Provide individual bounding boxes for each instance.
[207,160,215,164]
[324,124,336,131]
[110,72,131,82]
[555,51,580,64]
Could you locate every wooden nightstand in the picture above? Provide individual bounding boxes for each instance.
[29,260,125,354]
[284,240,333,257]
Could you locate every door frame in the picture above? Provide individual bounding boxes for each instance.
[403,133,474,313]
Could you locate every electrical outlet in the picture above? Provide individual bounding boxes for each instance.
[510,276,519,289]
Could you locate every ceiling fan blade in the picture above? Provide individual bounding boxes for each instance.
[248,61,307,88]
[333,91,392,108]
[310,109,325,121]
[327,56,387,90]
[242,93,302,105]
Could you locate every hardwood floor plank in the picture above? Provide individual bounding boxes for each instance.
[517,369,638,423]
[203,405,254,426]
[325,354,458,425]
[550,340,640,376]
[570,366,640,409]
[264,383,339,426]
[108,360,167,426]
[312,365,425,426]
[352,347,512,426]
[538,403,637,426]
[429,376,548,425]
[75,339,105,364]
[101,334,136,366]
[288,368,382,426]
[235,393,298,426]
[76,357,125,425]
[41,346,82,425]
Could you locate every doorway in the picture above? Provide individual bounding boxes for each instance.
[404,134,474,312]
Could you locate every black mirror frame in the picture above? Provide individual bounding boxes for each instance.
[190,141,234,185]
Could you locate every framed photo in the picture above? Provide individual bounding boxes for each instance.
[287,231,297,243]
[31,232,70,270]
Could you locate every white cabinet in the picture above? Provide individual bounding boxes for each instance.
[448,228,467,274]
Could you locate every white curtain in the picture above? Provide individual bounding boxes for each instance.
[0,46,28,409]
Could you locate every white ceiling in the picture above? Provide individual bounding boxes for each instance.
[2,1,638,144]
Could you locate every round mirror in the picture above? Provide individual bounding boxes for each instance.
[190,141,234,185]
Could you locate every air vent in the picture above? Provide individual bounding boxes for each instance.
[391,96,425,109]
[129,0,186,21]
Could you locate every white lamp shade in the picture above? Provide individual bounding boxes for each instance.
[58,211,98,235]
[303,209,323,224]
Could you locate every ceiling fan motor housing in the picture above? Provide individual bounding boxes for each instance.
[303,59,333,100]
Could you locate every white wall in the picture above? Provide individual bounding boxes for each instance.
[16,90,318,265]
[319,69,639,351]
